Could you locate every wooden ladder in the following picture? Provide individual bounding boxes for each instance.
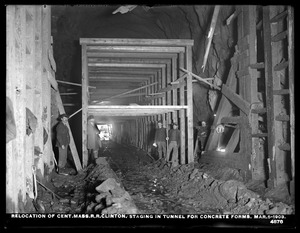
[260,6,294,188]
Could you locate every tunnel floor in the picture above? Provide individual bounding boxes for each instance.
[32,141,294,215]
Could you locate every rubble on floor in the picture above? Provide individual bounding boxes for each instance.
[32,142,294,216]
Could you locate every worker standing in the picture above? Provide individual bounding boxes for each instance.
[196,121,209,153]
[153,120,167,160]
[87,115,100,165]
[55,113,70,174]
[166,122,180,166]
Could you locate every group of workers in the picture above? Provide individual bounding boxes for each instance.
[153,120,209,166]
[55,113,101,174]
[55,112,210,174]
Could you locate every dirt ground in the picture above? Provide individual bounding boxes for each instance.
[31,141,294,217]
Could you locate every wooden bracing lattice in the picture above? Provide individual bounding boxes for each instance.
[200,6,294,187]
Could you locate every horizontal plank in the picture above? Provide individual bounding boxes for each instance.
[57,80,96,89]
[251,108,266,114]
[88,105,188,116]
[89,68,160,73]
[88,57,172,64]
[89,76,151,81]
[252,133,268,137]
[88,63,166,68]
[273,89,290,95]
[236,68,249,78]
[87,52,177,59]
[80,38,194,46]
[88,105,188,109]
[275,114,290,121]
[250,62,265,69]
[86,46,185,53]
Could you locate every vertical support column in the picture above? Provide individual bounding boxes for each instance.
[34,6,44,177]
[270,6,288,185]
[263,6,276,187]
[157,70,162,121]
[186,46,194,163]
[6,5,17,212]
[145,79,150,151]
[14,5,27,210]
[166,61,172,125]
[288,6,295,187]
[135,119,138,147]
[81,44,88,168]
[25,5,35,199]
[154,72,159,122]
[179,52,186,164]
[142,117,145,150]
[161,67,166,127]
[248,6,263,181]
[41,5,53,175]
[171,56,178,123]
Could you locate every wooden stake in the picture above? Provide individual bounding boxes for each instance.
[202,5,221,72]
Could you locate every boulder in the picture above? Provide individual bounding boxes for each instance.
[95,192,111,203]
[95,157,109,166]
[95,178,121,193]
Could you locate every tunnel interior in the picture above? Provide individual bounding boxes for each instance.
[6,5,294,220]
[51,5,234,162]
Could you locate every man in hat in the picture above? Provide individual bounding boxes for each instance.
[196,120,209,154]
[166,122,180,166]
[87,115,100,164]
[153,120,167,159]
[55,113,70,173]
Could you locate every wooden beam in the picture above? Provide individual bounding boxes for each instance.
[34,6,44,178]
[202,5,221,72]
[82,44,88,168]
[101,82,158,101]
[86,46,185,53]
[69,108,82,119]
[89,105,188,110]
[179,52,186,164]
[80,38,194,46]
[206,54,238,151]
[172,56,178,122]
[247,5,262,181]
[263,6,276,187]
[221,84,251,115]
[88,63,166,68]
[41,5,55,176]
[180,67,220,90]
[186,45,194,163]
[25,6,35,194]
[57,80,96,89]
[87,52,177,59]
[288,6,295,181]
